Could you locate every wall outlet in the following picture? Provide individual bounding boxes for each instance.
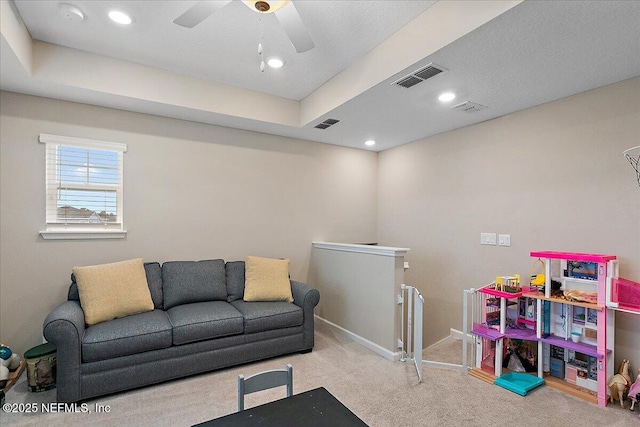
[498,234,511,246]
[480,232,497,245]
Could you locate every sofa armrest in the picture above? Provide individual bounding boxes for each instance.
[291,280,320,310]
[43,300,85,402]
[291,281,320,350]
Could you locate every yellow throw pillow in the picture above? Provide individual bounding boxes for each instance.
[243,256,293,302]
[73,258,154,325]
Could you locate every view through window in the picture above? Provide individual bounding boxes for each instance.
[53,145,120,223]
[40,134,127,238]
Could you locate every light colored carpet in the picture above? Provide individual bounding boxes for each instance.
[2,324,638,426]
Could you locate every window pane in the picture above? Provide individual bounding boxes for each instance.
[57,189,118,223]
[53,146,120,223]
[57,146,119,186]
[44,136,125,230]
[39,134,127,232]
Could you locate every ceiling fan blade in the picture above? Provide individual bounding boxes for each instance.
[274,2,315,53]
[173,1,232,28]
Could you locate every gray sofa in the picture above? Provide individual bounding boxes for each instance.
[43,259,320,403]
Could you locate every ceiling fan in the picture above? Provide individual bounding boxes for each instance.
[173,0,315,53]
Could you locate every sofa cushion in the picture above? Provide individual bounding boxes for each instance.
[230,300,303,334]
[143,262,164,309]
[167,301,244,345]
[225,261,245,302]
[82,309,172,363]
[69,262,164,310]
[162,260,227,309]
[243,256,293,302]
[73,258,154,326]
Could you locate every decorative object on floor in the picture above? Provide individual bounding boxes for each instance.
[607,359,631,408]
[623,145,640,188]
[629,368,640,412]
[24,342,57,392]
[0,343,23,390]
[494,372,544,396]
[238,364,292,411]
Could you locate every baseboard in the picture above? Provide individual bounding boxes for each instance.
[313,319,467,362]
[426,334,453,349]
[314,315,402,361]
[449,328,473,341]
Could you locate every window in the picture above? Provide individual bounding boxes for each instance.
[39,134,127,239]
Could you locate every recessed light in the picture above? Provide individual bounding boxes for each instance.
[267,57,285,69]
[438,92,456,102]
[365,140,376,147]
[108,10,133,25]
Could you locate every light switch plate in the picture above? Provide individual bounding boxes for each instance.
[481,233,497,245]
[498,234,511,246]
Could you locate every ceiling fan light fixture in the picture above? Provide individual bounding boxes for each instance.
[242,0,291,14]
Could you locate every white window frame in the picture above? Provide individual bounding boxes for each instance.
[39,133,127,240]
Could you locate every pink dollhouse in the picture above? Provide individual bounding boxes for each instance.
[467,251,640,407]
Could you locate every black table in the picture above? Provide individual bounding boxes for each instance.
[193,387,369,427]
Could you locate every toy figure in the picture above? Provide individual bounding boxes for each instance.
[607,359,631,408]
[629,368,640,413]
[503,339,537,373]
[0,343,21,389]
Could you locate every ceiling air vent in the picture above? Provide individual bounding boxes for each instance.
[314,118,340,129]
[393,63,447,89]
[395,75,423,89]
[451,101,488,113]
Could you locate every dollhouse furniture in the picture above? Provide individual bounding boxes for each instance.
[494,371,544,396]
[608,277,640,314]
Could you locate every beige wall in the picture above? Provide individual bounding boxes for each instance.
[310,244,406,358]
[378,77,640,359]
[2,78,639,361]
[0,91,378,355]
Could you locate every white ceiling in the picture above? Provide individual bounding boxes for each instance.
[11,0,436,101]
[2,0,640,152]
